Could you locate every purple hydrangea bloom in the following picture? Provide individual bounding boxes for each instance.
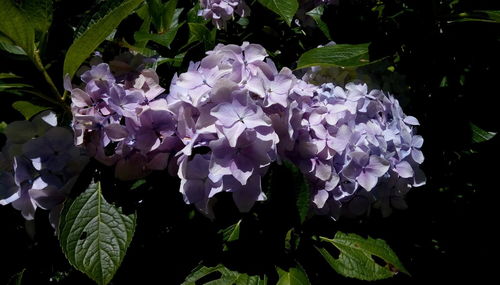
[199,0,250,29]
[0,112,88,228]
[67,55,180,180]
[283,80,425,219]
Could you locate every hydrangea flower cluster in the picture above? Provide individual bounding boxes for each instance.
[66,59,181,181]
[282,82,425,219]
[198,0,249,29]
[0,112,88,227]
[69,43,425,220]
[168,42,286,216]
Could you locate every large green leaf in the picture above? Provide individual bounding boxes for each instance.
[63,0,144,80]
[306,6,331,40]
[0,0,35,58]
[316,232,409,281]
[257,0,299,26]
[182,264,267,285]
[296,43,371,69]
[59,181,137,285]
[276,265,310,285]
[20,0,53,32]
[74,0,125,39]
[12,101,50,120]
[470,123,497,143]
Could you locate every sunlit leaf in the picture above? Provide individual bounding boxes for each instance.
[296,43,371,69]
[12,101,50,120]
[0,0,35,58]
[316,232,409,280]
[257,0,299,26]
[63,0,144,80]
[470,123,497,143]
[59,181,137,285]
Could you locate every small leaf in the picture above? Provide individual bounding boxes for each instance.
[0,34,27,55]
[257,0,299,26]
[276,265,310,285]
[450,10,500,23]
[59,181,137,285]
[306,6,331,40]
[134,22,184,48]
[160,0,178,32]
[220,219,241,251]
[187,2,207,24]
[0,0,35,58]
[7,268,25,285]
[283,161,310,224]
[0,121,7,133]
[0,73,22,79]
[470,123,497,143]
[12,101,50,120]
[296,43,371,69]
[182,264,267,285]
[316,232,409,281]
[63,0,144,80]
[188,23,216,49]
[20,0,53,32]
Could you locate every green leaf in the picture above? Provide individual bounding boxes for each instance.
[182,264,267,285]
[276,265,310,285]
[257,0,299,26]
[480,10,500,22]
[188,23,216,49]
[161,0,178,32]
[0,121,7,133]
[451,10,500,23]
[134,14,152,49]
[134,22,183,48]
[12,101,50,120]
[63,0,144,80]
[0,73,22,79]
[59,181,137,285]
[21,0,53,32]
[220,219,241,251]
[156,52,185,67]
[0,0,35,58]
[316,232,409,281]
[7,268,25,285]
[306,6,331,40]
[296,43,371,69]
[74,0,124,40]
[470,123,497,143]
[0,34,27,55]
[187,2,207,24]
[283,161,310,224]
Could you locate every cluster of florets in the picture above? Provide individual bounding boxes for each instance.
[0,112,88,227]
[68,43,425,220]
[66,58,181,181]
[198,0,249,29]
[167,42,425,218]
[168,42,286,216]
[282,82,425,219]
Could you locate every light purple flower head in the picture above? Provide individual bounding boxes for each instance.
[199,0,250,29]
[283,79,425,219]
[67,56,180,180]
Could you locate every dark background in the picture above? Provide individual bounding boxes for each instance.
[1,0,499,284]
